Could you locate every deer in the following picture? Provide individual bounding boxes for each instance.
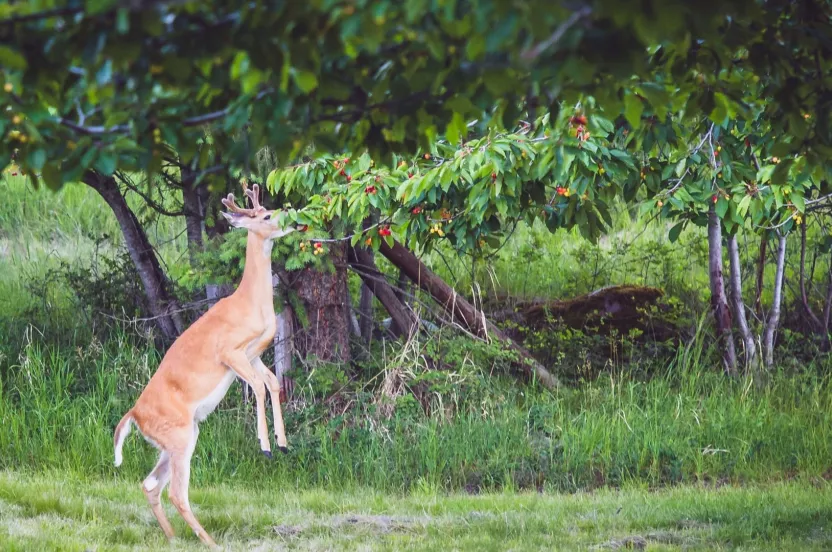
[112,182,294,547]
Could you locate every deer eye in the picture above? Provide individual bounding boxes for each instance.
[263,214,271,221]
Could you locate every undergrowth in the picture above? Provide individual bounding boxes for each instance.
[2,329,831,493]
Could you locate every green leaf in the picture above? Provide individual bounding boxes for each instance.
[41,164,62,191]
[293,70,319,93]
[27,148,46,171]
[624,94,643,129]
[94,152,117,176]
[771,159,794,186]
[0,46,26,70]
[715,197,729,218]
[445,112,466,146]
[791,193,805,213]
[465,35,486,61]
[668,221,685,243]
[87,0,118,14]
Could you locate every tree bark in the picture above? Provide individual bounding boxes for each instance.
[82,170,184,342]
[754,236,767,320]
[378,239,559,389]
[395,268,410,307]
[358,284,374,342]
[823,258,832,350]
[727,234,758,372]
[347,245,418,338]
[289,242,351,364]
[708,205,738,376]
[799,222,826,343]
[274,308,294,402]
[180,165,205,265]
[763,233,787,369]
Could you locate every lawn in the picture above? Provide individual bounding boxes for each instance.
[1,471,831,551]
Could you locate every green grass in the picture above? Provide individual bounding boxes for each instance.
[2,334,832,493]
[2,470,832,550]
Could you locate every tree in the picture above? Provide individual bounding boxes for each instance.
[4,0,830,189]
[4,0,832,375]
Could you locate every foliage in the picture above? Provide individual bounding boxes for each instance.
[3,0,832,193]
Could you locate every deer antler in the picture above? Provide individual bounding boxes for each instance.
[221,180,265,217]
[242,181,263,211]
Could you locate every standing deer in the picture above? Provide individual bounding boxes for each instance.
[113,182,294,547]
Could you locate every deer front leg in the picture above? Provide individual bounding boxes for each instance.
[221,351,272,457]
[252,357,288,453]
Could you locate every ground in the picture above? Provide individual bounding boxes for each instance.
[1,471,831,551]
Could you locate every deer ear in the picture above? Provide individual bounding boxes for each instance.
[221,211,247,227]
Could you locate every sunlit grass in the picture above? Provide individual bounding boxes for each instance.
[2,471,832,550]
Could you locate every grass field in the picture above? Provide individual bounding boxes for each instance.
[1,471,832,551]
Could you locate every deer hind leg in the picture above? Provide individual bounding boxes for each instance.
[168,424,217,548]
[254,358,288,452]
[222,352,271,457]
[142,451,174,539]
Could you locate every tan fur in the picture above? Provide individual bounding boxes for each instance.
[113,184,293,548]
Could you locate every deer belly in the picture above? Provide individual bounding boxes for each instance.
[194,370,236,422]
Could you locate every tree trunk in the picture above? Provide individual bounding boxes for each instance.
[727,234,758,372]
[708,205,738,376]
[274,308,294,402]
[799,222,827,346]
[82,170,184,342]
[290,242,351,364]
[754,236,767,320]
[823,258,832,351]
[378,239,559,389]
[763,233,787,369]
[358,284,374,342]
[180,166,205,265]
[347,245,418,338]
[395,268,410,307]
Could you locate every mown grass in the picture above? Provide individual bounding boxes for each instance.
[1,470,832,550]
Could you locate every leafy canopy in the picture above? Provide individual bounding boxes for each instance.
[5,0,830,192]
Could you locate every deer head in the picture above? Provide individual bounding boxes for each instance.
[221,181,294,240]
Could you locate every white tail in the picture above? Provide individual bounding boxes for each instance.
[113,412,133,467]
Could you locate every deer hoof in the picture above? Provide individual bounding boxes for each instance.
[261,449,273,459]
[278,446,289,454]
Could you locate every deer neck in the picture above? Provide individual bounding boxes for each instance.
[236,232,274,308]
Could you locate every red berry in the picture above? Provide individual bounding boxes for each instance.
[346,175,352,182]
[570,115,588,126]
[408,173,413,179]
[491,172,497,180]
[299,225,308,232]
[412,206,422,214]
[339,169,346,176]
[712,195,718,203]
[424,153,430,160]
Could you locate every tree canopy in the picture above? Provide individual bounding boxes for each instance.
[3,0,831,193]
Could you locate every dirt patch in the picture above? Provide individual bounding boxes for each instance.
[273,514,428,538]
[331,514,425,533]
[593,531,698,550]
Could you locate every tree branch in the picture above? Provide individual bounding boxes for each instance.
[520,6,592,61]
